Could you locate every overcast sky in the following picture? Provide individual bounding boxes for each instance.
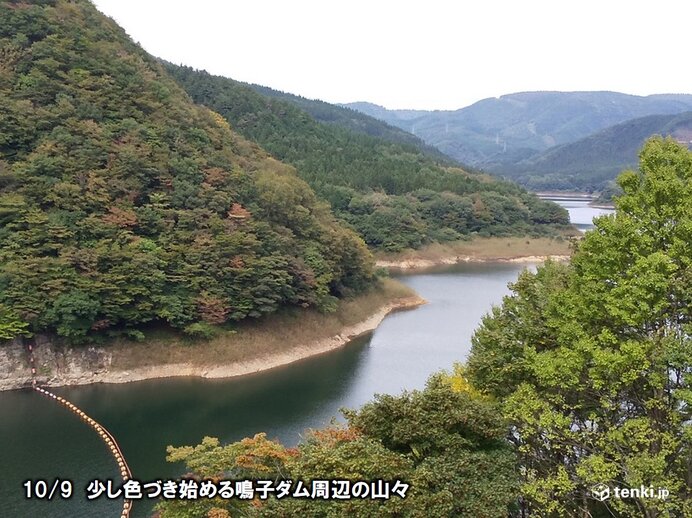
[92,0,692,110]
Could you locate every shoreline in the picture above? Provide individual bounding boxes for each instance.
[536,191,595,199]
[0,294,425,392]
[96,295,425,386]
[375,253,570,270]
[374,237,574,270]
[1,239,574,391]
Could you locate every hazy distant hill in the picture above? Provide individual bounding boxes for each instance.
[346,102,429,124]
[345,92,692,169]
[498,112,692,191]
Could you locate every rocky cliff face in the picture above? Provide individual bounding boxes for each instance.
[0,337,113,391]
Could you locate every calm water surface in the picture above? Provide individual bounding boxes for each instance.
[0,200,605,517]
[542,196,614,232]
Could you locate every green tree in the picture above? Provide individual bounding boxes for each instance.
[344,374,520,518]
[43,290,100,339]
[0,304,30,340]
[468,137,692,517]
[157,372,519,518]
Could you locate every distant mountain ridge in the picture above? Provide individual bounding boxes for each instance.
[498,111,692,191]
[344,92,692,169]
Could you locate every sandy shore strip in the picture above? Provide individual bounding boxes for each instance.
[376,254,570,270]
[373,237,574,270]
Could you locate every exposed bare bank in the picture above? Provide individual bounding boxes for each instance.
[0,296,425,392]
[376,254,570,270]
[374,236,574,270]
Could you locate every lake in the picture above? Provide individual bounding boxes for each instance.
[540,195,614,232]
[0,200,610,517]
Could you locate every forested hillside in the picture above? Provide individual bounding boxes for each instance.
[158,368,521,518]
[0,0,374,342]
[247,83,453,162]
[166,65,570,252]
[498,111,692,191]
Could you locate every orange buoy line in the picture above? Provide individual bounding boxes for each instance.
[27,342,133,518]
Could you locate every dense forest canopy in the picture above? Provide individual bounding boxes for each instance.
[248,81,455,163]
[0,0,375,342]
[166,65,571,252]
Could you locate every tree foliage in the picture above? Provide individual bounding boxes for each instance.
[468,138,692,516]
[157,373,519,517]
[0,0,374,342]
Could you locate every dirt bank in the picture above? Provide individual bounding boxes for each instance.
[0,294,425,391]
[376,255,569,269]
[374,236,573,270]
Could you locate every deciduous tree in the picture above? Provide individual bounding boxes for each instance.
[468,138,692,517]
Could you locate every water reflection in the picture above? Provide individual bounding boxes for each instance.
[0,389,121,518]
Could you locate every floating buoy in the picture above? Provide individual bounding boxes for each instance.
[29,356,132,516]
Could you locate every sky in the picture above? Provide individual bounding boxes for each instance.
[92,0,692,111]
